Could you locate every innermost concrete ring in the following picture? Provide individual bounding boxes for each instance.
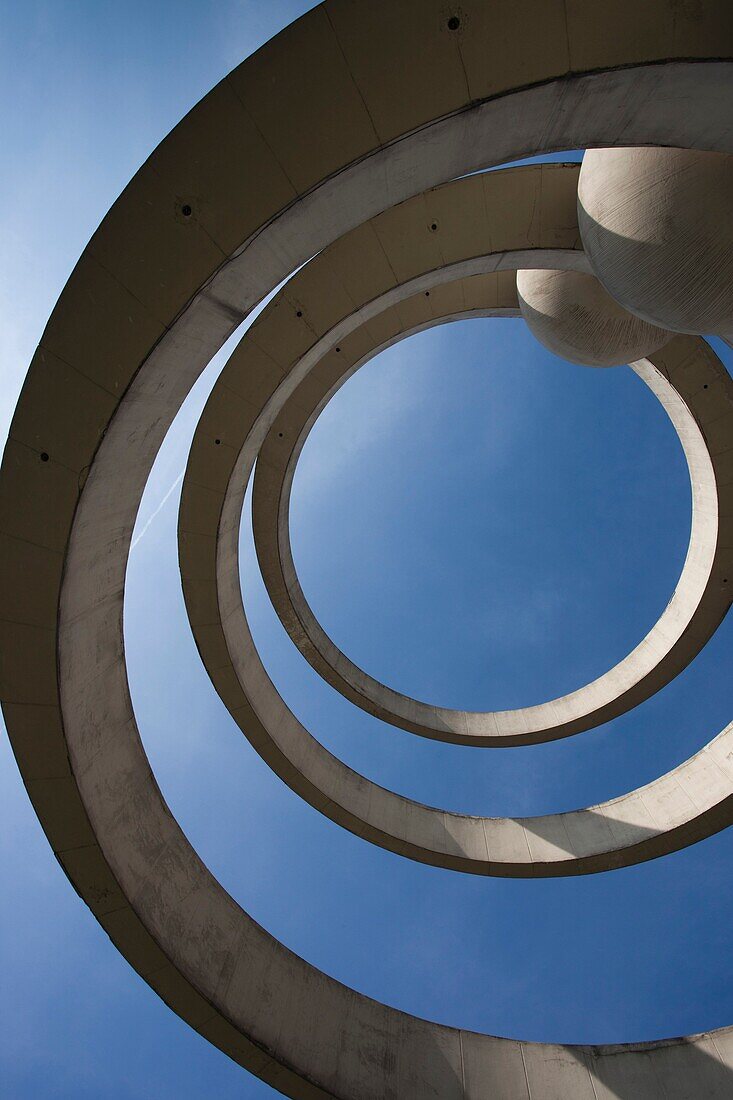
[251,295,721,746]
[199,164,732,748]
[177,165,733,879]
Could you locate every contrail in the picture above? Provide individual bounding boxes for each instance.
[130,471,184,551]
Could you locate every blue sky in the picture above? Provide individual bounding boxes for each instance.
[2,3,732,1097]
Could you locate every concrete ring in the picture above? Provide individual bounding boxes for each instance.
[179,209,733,877]
[234,170,733,747]
[4,3,733,1094]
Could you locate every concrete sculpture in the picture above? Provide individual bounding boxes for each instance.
[2,1,733,1095]
[578,147,733,336]
[515,267,671,366]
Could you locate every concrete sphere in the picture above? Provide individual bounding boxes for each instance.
[578,147,733,336]
[516,268,671,367]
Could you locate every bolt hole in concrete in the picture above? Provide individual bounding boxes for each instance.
[447,16,461,31]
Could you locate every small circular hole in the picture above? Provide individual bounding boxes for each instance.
[215,439,221,445]
[447,16,460,31]
[704,384,709,389]
[296,310,303,317]
[336,347,341,353]
[40,452,49,462]
[425,291,430,297]
[724,578,729,584]
[278,432,283,438]
[430,222,438,232]
[181,204,192,217]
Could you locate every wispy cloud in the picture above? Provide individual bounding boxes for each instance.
[130,470,183,551]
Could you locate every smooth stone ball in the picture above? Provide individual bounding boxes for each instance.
[578,147,733,336]
[516,268,671,367]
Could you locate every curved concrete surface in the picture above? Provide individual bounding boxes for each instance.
[3,1,733,1095]
[578,147,733,335]
[516,267,671,366]
[254,314,725,749]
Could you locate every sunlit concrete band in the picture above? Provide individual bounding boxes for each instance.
[3,2,733,1095]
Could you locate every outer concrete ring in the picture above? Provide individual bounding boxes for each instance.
[239,171,732,746]
[180,250,733,878]
[3,3,733,1095]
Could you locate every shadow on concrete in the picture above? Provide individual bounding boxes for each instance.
[571,1030,733,1099]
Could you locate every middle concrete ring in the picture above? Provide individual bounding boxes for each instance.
[178,164,733,877]
[181,165,732,746]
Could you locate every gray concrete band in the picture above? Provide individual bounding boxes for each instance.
[242,180,732,746]
[3,1,733,1094]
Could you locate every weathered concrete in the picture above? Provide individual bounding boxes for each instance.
[579,147,733,336]
[2,1,733,1095]
[516,267,671,366]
